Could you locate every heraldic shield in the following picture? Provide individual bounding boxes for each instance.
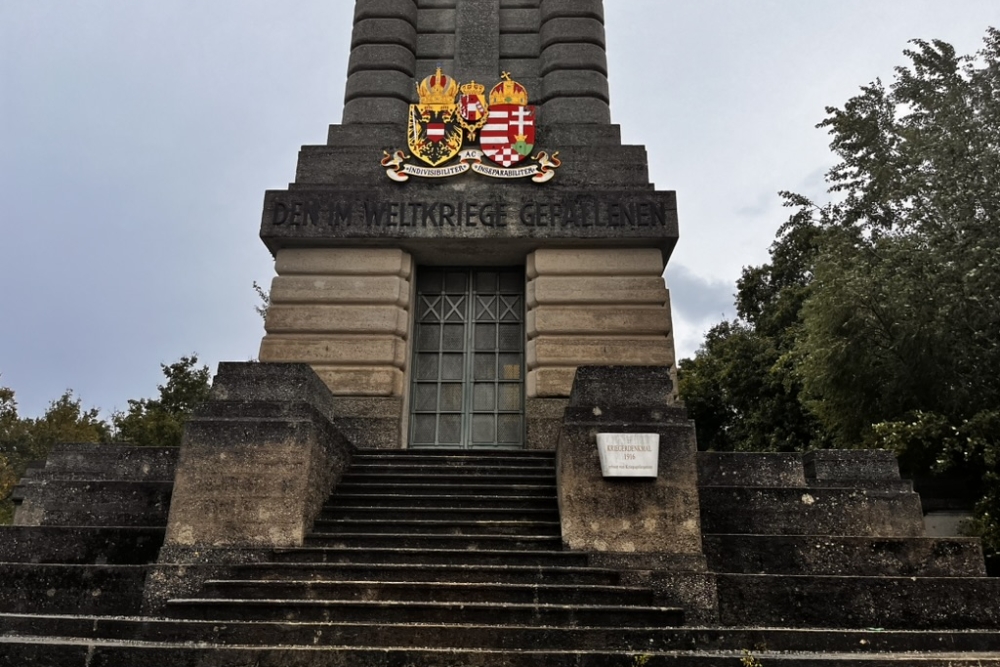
[408,68,465,167]
[481,73,536,167]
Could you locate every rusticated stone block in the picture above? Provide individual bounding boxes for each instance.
[348,44,417,76]
[543,69,610,103]
[540,17,606,50]
[259,334,407,368]
[313,366,406,397]
[354,0,418,26]
[540,0,605,23]
[500,8,540,33]
[528,336,673,370]
[541,42,608,75]
[351,18,418,50]
[528,248,663,277]
[528,276,669,307]
[527,306,672,337]
[345,69,415,104]
[499,33,540,59]
[416,9,456,34]
[342,97,409,124]
[264,305,409,337]
[541,96,611,124]
[275,248,412,277]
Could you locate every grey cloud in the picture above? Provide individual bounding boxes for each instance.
[666,265,736,326]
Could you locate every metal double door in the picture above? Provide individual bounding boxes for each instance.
[409,267,525,449]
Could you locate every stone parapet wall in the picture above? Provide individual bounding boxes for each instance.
[260,248,413,398]
[525,248,677,398]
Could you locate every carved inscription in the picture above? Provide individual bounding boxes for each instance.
[270,198,668,229]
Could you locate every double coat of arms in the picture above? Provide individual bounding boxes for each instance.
[383,69,561,183]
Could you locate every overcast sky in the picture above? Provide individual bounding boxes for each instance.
[0,1,995,418]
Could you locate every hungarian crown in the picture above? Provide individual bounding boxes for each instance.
[489,72,529,106]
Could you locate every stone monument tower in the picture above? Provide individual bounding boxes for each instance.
[6,3,997,663]
[257,0,679,451]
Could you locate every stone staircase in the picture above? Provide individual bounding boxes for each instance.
[4,448,1000,666]
[165,450,685,628]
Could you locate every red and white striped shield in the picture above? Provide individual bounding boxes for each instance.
[480,104,536,167]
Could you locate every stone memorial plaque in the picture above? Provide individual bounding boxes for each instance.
[596,433,659,478]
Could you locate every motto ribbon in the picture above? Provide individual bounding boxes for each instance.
[382,149,561,183]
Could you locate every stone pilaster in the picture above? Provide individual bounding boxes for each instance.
[526,248,677,400]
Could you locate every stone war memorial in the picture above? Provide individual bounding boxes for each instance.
[3,1,1000,665]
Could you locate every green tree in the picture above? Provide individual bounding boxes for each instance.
[111,355,211,447]
[794,29,1000,447]
[683,27,1000,551]
[0,385,108,523]
[678,207,832,452]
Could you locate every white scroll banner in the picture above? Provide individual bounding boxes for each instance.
[382,149,561,183]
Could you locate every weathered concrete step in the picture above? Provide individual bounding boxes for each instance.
[304,532,563,551]
[10,481,173,527]
[224,562,620,586]
[333,483,557,497]
[699,486,925,537]
[166,598,685,626]
[311,518,561,536]
[328,493,557,509]
[6,614,1000,654]
[0,564,150,616]
[23,443,179,481]
[350,468,556,477]
[356,450,554,460]
[321,505,559,522]
[272,546,589,567]
[352,456,555,468]
[5,639,1000,667]
[717,573,1000,629]
[0,526,165,564]
[338,468,556,487]
[704,534,988,577]
[199,580,650,606]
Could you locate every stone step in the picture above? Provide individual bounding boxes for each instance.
[224,562,620,586]
[311,518,561,536]
[337,466,556,488]
[0,526,165,565]
[353,456,555,468]
[4,637,1000,666]
[303,532,563,551]
[353,449,556,465]
[272,546,590,567]
[345,465,555,477]
[6,614,1000,654]
[320,505,560,522]
[704,534,988,577]
[699,486,925,537]
[166,597,685,626]
[0,564,149,616]
[332,482,557,497]
[198,579,650,606]
[10,480,173,527]
[328,493,557,509]
[27,444,179,481]
[717,573,1000,629]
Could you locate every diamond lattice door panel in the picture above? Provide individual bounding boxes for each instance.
[410,268,525,449]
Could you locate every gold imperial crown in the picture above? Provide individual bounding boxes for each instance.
[489,72,528,106]
[417,68,460,110]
